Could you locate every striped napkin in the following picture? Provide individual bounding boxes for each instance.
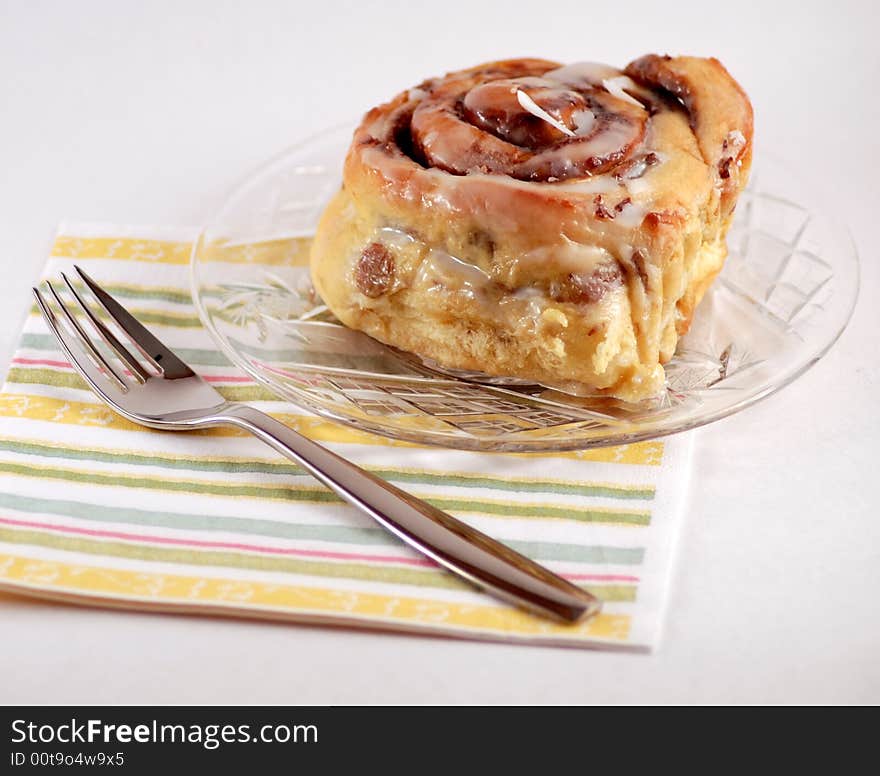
[0,223,693,650]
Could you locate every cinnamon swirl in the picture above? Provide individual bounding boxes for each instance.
[310,55,753,401]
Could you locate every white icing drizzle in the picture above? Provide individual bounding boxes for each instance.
[416,248,493,301]
[576,120,640,162]
[544,62,620,89]
[545,63,646,110]
[515,89,576,137]
[377,226,420,250]
[505,286,546,330]
[514,239,612,275]
[556,174,624,194]
[571,109,596,136]
[624,177,651,196]
[601,75,645,108]
[619,156,649,181]
[726,129,746,152]
[612,199,647,228]
[367,225,636,353]
[363,68,670,198]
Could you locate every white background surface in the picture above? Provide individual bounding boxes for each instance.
[1,0,877,704]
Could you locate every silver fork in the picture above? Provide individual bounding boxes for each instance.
[33,266,601,623]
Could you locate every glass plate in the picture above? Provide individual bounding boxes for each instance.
[190,125,859,452]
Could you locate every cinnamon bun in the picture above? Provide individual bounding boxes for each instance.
[310,55,753,401]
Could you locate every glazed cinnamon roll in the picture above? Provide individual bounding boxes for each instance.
[310,55,753,401]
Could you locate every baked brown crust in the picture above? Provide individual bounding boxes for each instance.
[310,55,753,401]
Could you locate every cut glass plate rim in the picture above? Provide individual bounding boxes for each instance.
[190,125,860,452]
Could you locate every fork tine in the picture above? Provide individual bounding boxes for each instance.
[60,272,150,383]
[74,265,192,378]
[37,283,129,391]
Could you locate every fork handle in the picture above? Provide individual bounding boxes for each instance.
[219,404,600,623]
